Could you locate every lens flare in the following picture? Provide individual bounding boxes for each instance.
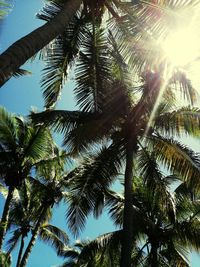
[163,28,200,67]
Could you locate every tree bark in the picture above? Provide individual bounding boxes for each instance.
[0,0,82,87]
[16,235,25,267]
[150,241,159,267]
[0,186,14,251]
[120,138,135,267]
[19,207,47,267]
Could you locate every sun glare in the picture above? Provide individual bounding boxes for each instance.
[163,27,200,67]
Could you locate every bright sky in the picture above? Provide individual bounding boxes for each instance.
[1,0,200,266]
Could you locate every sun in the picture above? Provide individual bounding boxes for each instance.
[162,27,200,67]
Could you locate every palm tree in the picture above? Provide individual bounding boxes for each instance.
[34,1,196,110]
[0,107,55,251]
[29,5,200,264]
[16,147,72,267]
[0,0,82,86]
[6,180,69,267]
[0,0,147,87]
[0,0,197,89]
[31,59,200,267]
[59,153,200,267]
[106,149,200,266]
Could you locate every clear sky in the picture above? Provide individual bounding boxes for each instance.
[0,0,200,266]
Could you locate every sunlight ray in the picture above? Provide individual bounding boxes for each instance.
[145,64,173,136]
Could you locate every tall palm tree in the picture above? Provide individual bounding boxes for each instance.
[29,3,200,263]
[5,180,69,267]
[35,0,199,110]
[0,0,144,87]
[58,152,200,267]
[106,149,200,266]
[0,107,55,251]
[17,155,70,267]
[0,0,81,86]
[0,0,197,88]
[31,54,200,267]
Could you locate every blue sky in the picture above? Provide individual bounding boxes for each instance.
[1,0,200,266]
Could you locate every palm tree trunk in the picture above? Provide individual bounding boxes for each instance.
[150,241,159,267]
[120,138,135,267]
[19,207,47,267]
[16,235,25,267]
[0,0,82,87]
[0,186,14,251]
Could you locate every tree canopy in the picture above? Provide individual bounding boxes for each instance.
[1,1,200,267]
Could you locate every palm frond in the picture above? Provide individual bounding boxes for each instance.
[40,223,69,243]
[75,25,111,112]
[30,109,90,132]
[65,144,123,236]
[22,126,53,162]
[0,182,8,198]
[31,109,115,154]
[170,70,198,105]
[59,245,80,259]
[5,228,21,254]
[40,12,87,108]
[36,1,63,23]
[77,231,122,264]
[136,149,177,222]
[13,69,31,78]
[0,107,17,149]
[39,224,68,255]
[0,0,11,19]
[154,106,200,137]
[148,135,200,190]
[137,149,163,185]
[106,191,124,227]
[177,219,200,251]
[33,149,70,180]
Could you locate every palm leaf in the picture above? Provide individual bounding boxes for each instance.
[77,231,122,265]
[22,126,52,162]
[39,11,87,108]
[0,0,11,19]
[39,223,69,245]
[176,219,200,251]
[30,109,116,154]
[65,144,123,236]
[13,69,31,78]
[0,107,17,149]
[169,70,198,105]
[74,25,111,112]
[106,191,124,227]
[154,106,200,137]
[5,228,21,254]
[148,135,200,190]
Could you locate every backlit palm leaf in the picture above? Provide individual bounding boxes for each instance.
[65,144,123,236]
[148,135,200,189]
[75,25,111,112]
[22,126,53,163]
[39,224,69,255]
[38,5,87,108]
[0,107,17,149]
[169,71,198,105]
[154,107,200,137]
